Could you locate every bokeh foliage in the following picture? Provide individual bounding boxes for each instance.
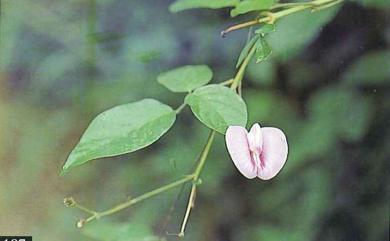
[0,0,389,240]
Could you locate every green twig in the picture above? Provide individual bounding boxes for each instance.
[221,0,342,36]
[179,130,215,237]
[175,102,187,114]
[219,78,234,86]
[72,175,194,227]
[231,44,257,90]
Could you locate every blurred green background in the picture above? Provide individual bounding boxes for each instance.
[0,0,389,240]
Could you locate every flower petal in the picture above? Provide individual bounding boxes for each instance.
[225,126,257,179]
[247,123,263,153]
[257,127,288,180]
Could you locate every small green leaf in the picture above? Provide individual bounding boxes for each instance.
[342,50,390,85]
[255,23,275,35]
[185,85,247,134]
[170,0,239,12]
[157,65,213,92]
[230,0,274,17]
[236,35,260,68]
[62,99,176,173]
[254,37,272,63]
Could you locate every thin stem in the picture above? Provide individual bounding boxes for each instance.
[270,2,316,10]
[222,0,341,35]
[81,174,194,226]
[193,131,216,179]
[219,78,234,86]
[231,44,257,90]
[178,130,215,237]
[75,204,98,216]
[222,17,269,37]
[178,185,196,237]
[311,0,343,11]
[175,102,187,114]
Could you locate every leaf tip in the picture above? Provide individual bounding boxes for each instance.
[60,166,70,176]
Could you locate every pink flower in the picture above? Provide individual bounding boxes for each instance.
[225,123,288,180]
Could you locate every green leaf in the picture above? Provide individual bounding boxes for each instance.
[342,50,390,85]
[169,0,239,12]
[254,36,272,63]
[236,35,260,68]
[185,85,247,134]
[157,65,213,92]
[62,99,176,173]
[230,0,274,17]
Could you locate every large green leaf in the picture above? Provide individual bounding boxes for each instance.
[170,0,239,12]
[342,50,390,85]
[157,65,212,92]
[62,99,176,173]
[185,85,247,134]
[230,0,275,17]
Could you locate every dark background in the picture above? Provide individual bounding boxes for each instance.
[0,0,388,240]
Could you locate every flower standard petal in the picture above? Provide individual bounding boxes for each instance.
[225,126,257,179]
[247,123,263,153]
[257,127,288,180]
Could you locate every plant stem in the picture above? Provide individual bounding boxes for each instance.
[175,102,187,114]
[219,78,234,86]
[75,204,98,216]
[270,2,317,10]
[81,174,195,225]
[193,131,216,179]
[178,185,197,237]
[231,44,257,89]
[178,130,215,237]
[222,0,342,35]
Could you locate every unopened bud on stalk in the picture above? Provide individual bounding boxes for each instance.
[63,197,76,207]
[77,219,86,228]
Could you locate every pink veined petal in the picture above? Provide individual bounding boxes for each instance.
[247,123,263,153]
[257,127,288,180]
[225,126,257,179]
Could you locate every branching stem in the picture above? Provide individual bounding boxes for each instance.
[221,0,342,36]
[178,130,215,236]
